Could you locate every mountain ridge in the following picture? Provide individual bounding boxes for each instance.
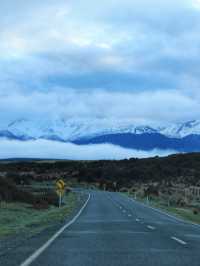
[1,118,200,152]
[2,118,200,139]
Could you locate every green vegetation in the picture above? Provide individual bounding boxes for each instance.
[0,192,77,238]
[164,206,200,224]
[1,153,200,233]
[128,194,200,225]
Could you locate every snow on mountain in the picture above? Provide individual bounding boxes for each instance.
[159,120,200,138]
[3,118,160,141]
[1,118,200,141]
[6,118,94,141]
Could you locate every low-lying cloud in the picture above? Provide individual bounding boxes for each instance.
[0,139,177,160]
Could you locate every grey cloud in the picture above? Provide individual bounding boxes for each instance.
[1,0,200,127]
[0,89,199,127]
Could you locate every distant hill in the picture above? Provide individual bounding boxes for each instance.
[73,133,200,152]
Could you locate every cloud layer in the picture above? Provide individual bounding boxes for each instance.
[0,139,176,160]
[0,88,200,127]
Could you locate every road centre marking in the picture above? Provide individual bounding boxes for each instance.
[171,236,187,245]
[147,225,155,230]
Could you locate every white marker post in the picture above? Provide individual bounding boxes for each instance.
[146,195,149,204]
[59,192,62,208]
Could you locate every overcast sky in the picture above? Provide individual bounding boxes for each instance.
[1,0,200,126]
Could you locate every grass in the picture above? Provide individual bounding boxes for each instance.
[125,193,200,225]
[0,192,78,238]
[159,205,200,224]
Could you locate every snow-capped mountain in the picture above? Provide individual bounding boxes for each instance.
[3,118,200,140]
[1,118,200,152]
[2,118,160,141]
[159,120,200,138]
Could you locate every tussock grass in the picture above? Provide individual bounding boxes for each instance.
[0,192,77,238]
[162,206,200,224]
[125,192,200,225]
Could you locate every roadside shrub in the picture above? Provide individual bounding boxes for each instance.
[44,192,58,206]
[0,177,19,202]
[33,198,49,210]
[144,185,159,197]
[0,177,34,204]
[0,177,57,206]
[12,189,35,204]
[5,172,31,185]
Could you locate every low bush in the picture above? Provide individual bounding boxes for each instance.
[0,177,57,207]
[193,209,199,215]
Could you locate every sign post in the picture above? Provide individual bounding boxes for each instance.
[55,179,66,208]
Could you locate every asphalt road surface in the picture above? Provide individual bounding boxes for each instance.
[18,191,200,266]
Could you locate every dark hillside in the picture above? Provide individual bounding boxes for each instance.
[0,153,200,188]
[73,133,200,152]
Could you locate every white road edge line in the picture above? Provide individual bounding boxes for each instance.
[171,236,187,245]
[20,194,91,266]
[147,225,155,230]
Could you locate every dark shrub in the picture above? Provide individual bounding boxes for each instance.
[33,198,49,210]
[44,192,58,206]
[193,209,198,215]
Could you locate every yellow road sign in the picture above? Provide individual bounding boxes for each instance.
[56,179,65,190]
[56,183,64,190]
[55,179,66,208]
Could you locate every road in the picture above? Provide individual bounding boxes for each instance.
[17,191,200,266]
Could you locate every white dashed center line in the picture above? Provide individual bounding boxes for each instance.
[171,237,187,245]
[128,214,132,217]
[147,225,155,230]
